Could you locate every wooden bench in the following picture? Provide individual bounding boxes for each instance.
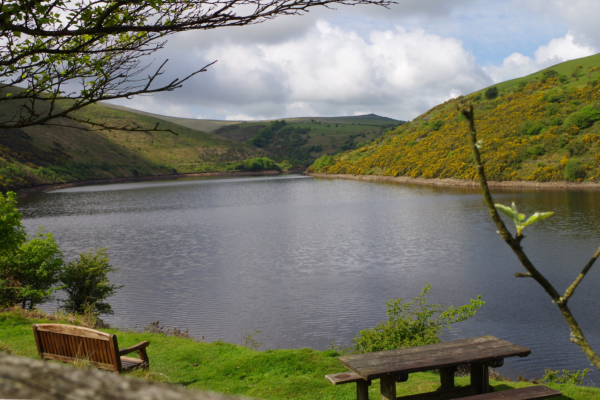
[460,385,561,400]
[32,323,149,373]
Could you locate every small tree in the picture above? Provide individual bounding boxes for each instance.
[484,86,498,100]
[60,248,122,316]
[1,192,64,309]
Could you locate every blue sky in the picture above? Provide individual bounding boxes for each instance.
[107,0,600,122]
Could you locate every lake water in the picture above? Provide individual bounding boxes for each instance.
[18,174,600,383]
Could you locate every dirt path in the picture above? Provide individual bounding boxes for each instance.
[16,170,282,198]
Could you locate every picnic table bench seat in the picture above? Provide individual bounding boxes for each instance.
[461,385,561,400]
[32,323,149,373]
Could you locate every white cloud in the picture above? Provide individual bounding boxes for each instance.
[115,21,490,120]
[483,32,597,83]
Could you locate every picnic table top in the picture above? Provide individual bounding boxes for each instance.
[338,335,530,380]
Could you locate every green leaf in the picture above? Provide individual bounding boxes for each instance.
[495,202,554,236]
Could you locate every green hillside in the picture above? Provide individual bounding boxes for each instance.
[210,115,402,166]
[0,101,268,192]
[308,54,600,183]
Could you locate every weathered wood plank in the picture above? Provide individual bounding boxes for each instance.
[341,342,529,380]
[41,353,115,371]
[461,386,561,400]
[325,371,366,385]
[392,385,477,400]
[35,324,111,341]
[357,379,369,400]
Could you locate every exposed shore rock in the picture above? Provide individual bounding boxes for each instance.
[16,170,282,198]
[305,173,600,191]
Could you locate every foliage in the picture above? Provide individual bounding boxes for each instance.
[0,227,64,309]
[309,155,336,172]
[563,159,587,181]
[234,157,281,172]
[0,0,390,131]
[429,120,444,131]
[520,120,546,136]
[564,105,600,129]
[485,86,499,100]
[495,202,554,237]
[541,70,558,83]
[541,368,589,385]
[60,248,122,316]
[351,284,484,353]
[0,192,26,255]
[311,61,600,183]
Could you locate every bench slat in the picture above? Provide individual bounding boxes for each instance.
[325,372,366,385]
[462,386,561,400]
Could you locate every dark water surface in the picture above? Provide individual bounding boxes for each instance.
[18,175,600,382]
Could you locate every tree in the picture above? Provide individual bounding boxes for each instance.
[0,192,64,309]
[60,248,122,315]
[484,86,498,100]
[0,0,392,132]
[458,104,600,372]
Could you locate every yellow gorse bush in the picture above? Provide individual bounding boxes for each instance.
[308,71,600,182]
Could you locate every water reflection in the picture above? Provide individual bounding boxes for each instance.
[18,175,600,382]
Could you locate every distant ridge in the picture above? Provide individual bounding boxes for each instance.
[98,102,402,133]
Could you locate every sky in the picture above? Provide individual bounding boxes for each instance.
[106,0,600,122]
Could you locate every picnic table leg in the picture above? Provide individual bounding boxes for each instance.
[357,379,369,400]
[470,362,491,394]
[380,376,396,400]
[439,366,457,390]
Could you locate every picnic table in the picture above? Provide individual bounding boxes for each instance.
[329,335,561,400]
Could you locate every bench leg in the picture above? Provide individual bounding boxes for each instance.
[470,362,491,394]
[439,366,457,390]
[357,379,369,400]
[380,376,396,400]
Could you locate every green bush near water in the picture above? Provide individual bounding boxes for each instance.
[233,157,281,172]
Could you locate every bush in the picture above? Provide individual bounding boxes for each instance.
[484,86,498,100]
[0,192,26,256]
[544,93,565,103]
[520,120,546,136]
[527,144,546,156]
[541,70,558,83]
[566,141,587,156]
[558,74,568,84]
[234,157,281,172]
[563,106,600,130]
[311,155,335,171]
[429,120,444,131]
[564,159,586,181]
[548,115,563,126]
[351,284,484,353]
[0,227,64,309]
[545,103,560,117]
[60,248,122,316]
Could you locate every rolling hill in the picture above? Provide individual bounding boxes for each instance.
[308,53,600,184]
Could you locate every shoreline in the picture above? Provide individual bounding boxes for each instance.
[16,170,282,198]
[305,173,600,190]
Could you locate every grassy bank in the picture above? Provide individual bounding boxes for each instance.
[0,309,597,400]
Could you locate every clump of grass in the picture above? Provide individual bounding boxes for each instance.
[0,306,109,329]
[143,321,203,342]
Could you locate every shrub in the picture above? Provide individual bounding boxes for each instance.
[520,120,546,136]
[563,106,600,130]
[570,65,583,78]
[558,74,568,84]
[311,155,335,171]
[527,144,546,156]
[541,368,589,385]
[235,157,280,172]
[429,120,444,131]
[60,248,122,316]
[351,284,484,353]
[1,227,64,309]
[544,93,565,103]
[541,70,558,83]
[484,86,498,100]
[548,116,563,126]
[566,141,587,156]
[407,140,418,146]
[545,103,560,117]
[564,159,586,181]
[0,192,26,256]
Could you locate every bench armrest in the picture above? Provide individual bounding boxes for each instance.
[119,341,150,357]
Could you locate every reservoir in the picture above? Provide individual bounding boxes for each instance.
[18,174,600,382]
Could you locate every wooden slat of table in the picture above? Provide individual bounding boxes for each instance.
[339,336,530,380]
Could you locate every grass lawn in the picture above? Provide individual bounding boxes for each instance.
[0,309,597,400]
